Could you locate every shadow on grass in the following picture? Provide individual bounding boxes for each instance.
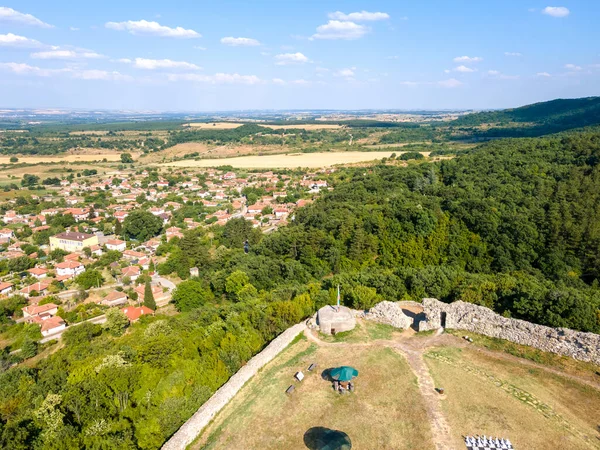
[321,368,335,382]
[304,427,352,450]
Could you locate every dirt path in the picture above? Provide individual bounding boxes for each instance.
[393,343,454,450]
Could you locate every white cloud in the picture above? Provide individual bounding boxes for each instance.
[328,11,390,21]
[334,68,355,78]
[194,46,207,50]
[565,63,582,71]
[537,72,551,77]
[71,70,133,81]
[129,57,201,70]
[453,56,483,63]
[438,78,463,88]
[0,62,132,81]
[260,51,270,56]
[274,52,309,65]
[114,58,132,63]
[504,52,522,57]
[0,33,44,48]
[542,6,570,18]
[387,55,399,60]
[290,79,310,85]
[105,20,200,38]
[454,65,476,73]
[31,49,104,60]
[70,27,79,31]
[312,21,368,40]
[167,72,262,84]
[272,78,286,85]
[220,37,260,46]
[0,7,52,28]
[487,70,519,80]
[0,62,54,76]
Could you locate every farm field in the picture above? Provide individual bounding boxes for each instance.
[260,124,344,130]
[161,151,400,168]
[0,153,126,164]
[139,142,288,163]
[184,122,244,129]
[196,329,433,450]
[183,122,344,130]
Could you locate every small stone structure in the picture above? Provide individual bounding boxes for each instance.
[317,305,356,335]
[419,298,600,365]
[162,322,306,450]
[364,301,413,329]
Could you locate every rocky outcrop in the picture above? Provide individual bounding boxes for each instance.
[364,301,413,329]
[162,322,306,450]
[419,298,600,365]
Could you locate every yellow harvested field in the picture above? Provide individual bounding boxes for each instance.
[0,154,125,164]
[260,124,344,130]
[184,122,244,129]
[183,122,344,130]
[162,151,400,168]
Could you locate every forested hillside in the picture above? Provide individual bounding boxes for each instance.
[1,127,600,449]
[452,97,600,137]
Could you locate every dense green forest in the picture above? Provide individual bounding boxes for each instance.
[2,126,600,449]
[451,97,600,137]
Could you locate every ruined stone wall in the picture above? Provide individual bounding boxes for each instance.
[419,298,600,365]
[162,322,307,450]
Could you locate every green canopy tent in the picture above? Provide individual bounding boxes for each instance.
[329,366,358,382]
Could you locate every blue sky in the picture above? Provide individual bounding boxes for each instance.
[0,1,598,111]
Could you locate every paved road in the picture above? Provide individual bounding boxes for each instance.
[153,275,176,291]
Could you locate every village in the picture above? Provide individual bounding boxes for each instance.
[0,166,333,345]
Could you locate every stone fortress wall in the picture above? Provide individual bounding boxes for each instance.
[418,298,600,365]
[162,322,306,450]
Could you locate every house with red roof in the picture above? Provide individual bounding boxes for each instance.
[55,260,84,278]
[0,282,14,296]
[106,239,126,252]
[121,305,154,322]
[22,302,58,320]
[101,290,128,307]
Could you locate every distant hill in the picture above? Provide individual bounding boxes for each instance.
[451,97,600,137]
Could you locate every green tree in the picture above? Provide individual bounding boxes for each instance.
[143,281,156,310]
[171,280,213,312]
[120,153,134,163]
[105,307,129,336]
[114,219,122,236]
[222,217,261,249]
[9,156,18,163]
[122,210,163,241]
[20,338,38,359]
[75,269,104,290]
[21,174,39,187]
[225,270,257,301]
